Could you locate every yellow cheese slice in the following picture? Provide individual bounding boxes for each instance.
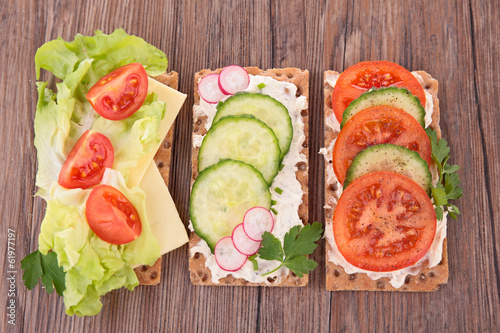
[140,161,188,255]
[128,78,187,187]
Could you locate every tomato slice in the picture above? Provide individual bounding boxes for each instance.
[87,63,148,120]
[58,130,114,189]
[332,61,426,123]
[333,171,436,272]
[85,185,142,245]
[332,105,432,185]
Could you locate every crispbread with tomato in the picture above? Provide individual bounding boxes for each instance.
[189,67,317,286]
[323,61,450,291]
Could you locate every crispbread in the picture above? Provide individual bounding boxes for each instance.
[324,70,449,291]
[133,71,178,285]
[189,67,309,286]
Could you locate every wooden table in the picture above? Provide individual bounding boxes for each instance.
[1,0,498,332]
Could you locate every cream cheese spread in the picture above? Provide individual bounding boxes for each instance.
[190,74,308,284]
[321,70,447,288]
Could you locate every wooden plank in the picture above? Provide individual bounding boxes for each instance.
[324,1,500,332]
[0,0,498,332]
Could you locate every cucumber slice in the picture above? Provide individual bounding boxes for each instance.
[341,87,426,128]
[198,116,281,185]
[344,144,432,193]
[190,160,271,252]
[213,93,293,160]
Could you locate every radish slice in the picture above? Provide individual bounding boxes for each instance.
[214,237,248,271]
[218,65,250,95]
[198,74,226,103]
[232,223,261,256]
[242,207,274,242]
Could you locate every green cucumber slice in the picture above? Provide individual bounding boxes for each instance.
[190,159,271,252]
[341,87,426,128]
[198,116,281,185]
[213,93,293,160]
[344,144,432,193]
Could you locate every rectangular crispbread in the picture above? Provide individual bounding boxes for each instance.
[189,67,309,286]
[134,71,179,285]
[324,70,449,291]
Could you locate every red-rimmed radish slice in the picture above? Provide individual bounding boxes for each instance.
[218,65,250,95]
[232,223,261,256]
[243,207,274,242]
[198,74,226,103]
[214,237,248,271]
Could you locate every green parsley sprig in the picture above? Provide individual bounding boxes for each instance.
[256,222,323,278]
[426,128,463,220]
[21,250,66,296]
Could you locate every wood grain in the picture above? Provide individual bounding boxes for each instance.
[0,0,498,332]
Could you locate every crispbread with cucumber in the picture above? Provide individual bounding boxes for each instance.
[190,66,322,286]
[323,61,462,291]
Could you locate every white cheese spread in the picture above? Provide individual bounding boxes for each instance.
[191,74,308,284]
[412,72,434,127]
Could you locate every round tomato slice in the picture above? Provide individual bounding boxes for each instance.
[333,171,436,272]
[332,61,426,123]
[332,105,432,185]
[58,130,114,189]
[87,63,148,120]
[85,185,142,245]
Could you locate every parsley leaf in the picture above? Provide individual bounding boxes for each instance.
[21,250,66,296]
[258,233,283,262]
[258,222,323,278]
[425,128,463,220]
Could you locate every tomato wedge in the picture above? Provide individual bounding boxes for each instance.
[332,61,426,123]
[332,105,432,185]
[333,171,436,272]
[87,63,148,120]
[58,130,114,189]
[85,185,142,245]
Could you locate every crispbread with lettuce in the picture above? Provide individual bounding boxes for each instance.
[21,29,188,316]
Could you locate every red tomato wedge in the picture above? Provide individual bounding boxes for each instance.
[332,61,426,123]
[332,105,432,185]
[333,171,436,272]
[86,63,148,120]
[58,130,114,189]
[85,185,142,245]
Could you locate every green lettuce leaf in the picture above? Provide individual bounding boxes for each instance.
[35,29,168,86]
[38,169,160,316]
